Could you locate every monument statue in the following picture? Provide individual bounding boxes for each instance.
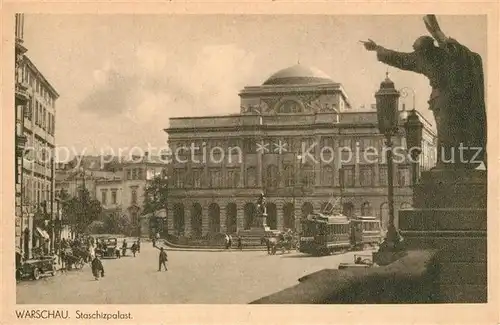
[253,193,268,227]
[362,15,486,169]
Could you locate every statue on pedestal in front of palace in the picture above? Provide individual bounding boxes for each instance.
[253,193,268,228]
[363,14,486,169]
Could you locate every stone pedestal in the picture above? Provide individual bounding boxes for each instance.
[399,169,487,303]
[237,213,272,246]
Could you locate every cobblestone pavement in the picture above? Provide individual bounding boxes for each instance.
[16,244,369,304]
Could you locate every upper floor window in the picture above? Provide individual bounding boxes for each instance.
[359,165,374,187]
[131,187,138,205]
[278,100,302,114]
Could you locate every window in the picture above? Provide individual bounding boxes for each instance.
[361,202,372,216]
[322,165,334,186]
[379,165,388,186]
[227,169,241,188]
[175,169,185,188]
[101,190,108,205]
[341,166,354,187]
[111,190,117,204]
[359,165,374,187]
[278,100,302,113]
[209,169,222,188]
[284,165,294,187]
[132,168,137,180]
[42,107,46,129]
[302,164,315,187]
[192,169,202,188]
[126,169,132,180]
[243,138,255,153]
[131,187,138,205]
[266,165,278,188]
[398,166,410,186]
[340,138,352,151]
[137,168,143,180]
[246,167,257,187]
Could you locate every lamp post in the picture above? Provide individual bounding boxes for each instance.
[405,110,424,186]
[374,73,403,250]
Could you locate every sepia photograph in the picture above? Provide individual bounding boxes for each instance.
[2,3,498,324]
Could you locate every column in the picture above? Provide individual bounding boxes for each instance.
[236,201,245,231]
[257,137,263,187]
[201,203,209,236]
[184,203,191,237]
[314,136,321,186]
[333,138,340,187]
[219,203,227,233]
[276,201,284,230]
[167,202,174,235]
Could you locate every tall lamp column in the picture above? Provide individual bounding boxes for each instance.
[375,73,403,250]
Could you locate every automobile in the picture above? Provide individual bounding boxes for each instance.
[16,256,56,281]
[98,237,120,259]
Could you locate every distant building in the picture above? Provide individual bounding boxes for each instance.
[15,14,60,259]
[165,64,436,239]
[55,154,167,235]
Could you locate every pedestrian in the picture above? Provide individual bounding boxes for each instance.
[91,256,104,280]
[228,235,233,250]
[131,242,138,257]
[152,236,156,248]
[224,234,230,250]
[237,235,243,250]
[158,247,168,271]
[137,238,141,253]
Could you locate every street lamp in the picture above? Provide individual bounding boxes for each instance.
[405,110,424,186]
[374,73,404,251]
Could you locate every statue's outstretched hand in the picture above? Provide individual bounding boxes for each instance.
[361,39,378,51]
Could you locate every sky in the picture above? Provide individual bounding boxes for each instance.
[22,14,487,159]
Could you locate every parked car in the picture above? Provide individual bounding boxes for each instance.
[16,256,56,281]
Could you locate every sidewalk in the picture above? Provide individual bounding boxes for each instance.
[157,240,267,252]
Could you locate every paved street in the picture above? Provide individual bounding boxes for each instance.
[17,244,368,304]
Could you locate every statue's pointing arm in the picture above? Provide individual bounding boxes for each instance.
[423,15,448,46]
[375,46,421,74]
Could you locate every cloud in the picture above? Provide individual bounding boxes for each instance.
[77,43,257,125]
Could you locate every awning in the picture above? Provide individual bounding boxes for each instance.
[35,227,50,240]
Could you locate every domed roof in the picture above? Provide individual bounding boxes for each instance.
[263,64,334,85]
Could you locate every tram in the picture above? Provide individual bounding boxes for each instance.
[299,213,382,256]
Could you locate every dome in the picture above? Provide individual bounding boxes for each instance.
[263,64,334,85]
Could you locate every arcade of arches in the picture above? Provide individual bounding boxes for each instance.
[167,199,412,238]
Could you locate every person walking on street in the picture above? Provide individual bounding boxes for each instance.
[131,242,138,257]
[137,238,141,253]
[228,235,233,250]
[158,247,168,271]
[91,256,105,280]
[237,235,243,250]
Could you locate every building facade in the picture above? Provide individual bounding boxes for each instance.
[55,155,167,235]
[15,14,60,259]
[165,64,436,239]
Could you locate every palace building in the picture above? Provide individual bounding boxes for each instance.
[165,64,436,238]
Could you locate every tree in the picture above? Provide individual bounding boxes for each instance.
[143,174,169,214]
[61,187,103,235]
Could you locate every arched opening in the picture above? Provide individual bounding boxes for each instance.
[173,203,185,235]
[361,202,372,216]
[190,203,203,238]
[283,203,295,230]
[244,203,256,230]
[400,202,412,209]
[342,202,355,219]
[301,202,314,218]
[208,203,220,233]
[380,202,389,230]
[226,203,237,234]
[266,203,277,229]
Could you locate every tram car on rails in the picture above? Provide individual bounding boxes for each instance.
[299,213,382,256]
